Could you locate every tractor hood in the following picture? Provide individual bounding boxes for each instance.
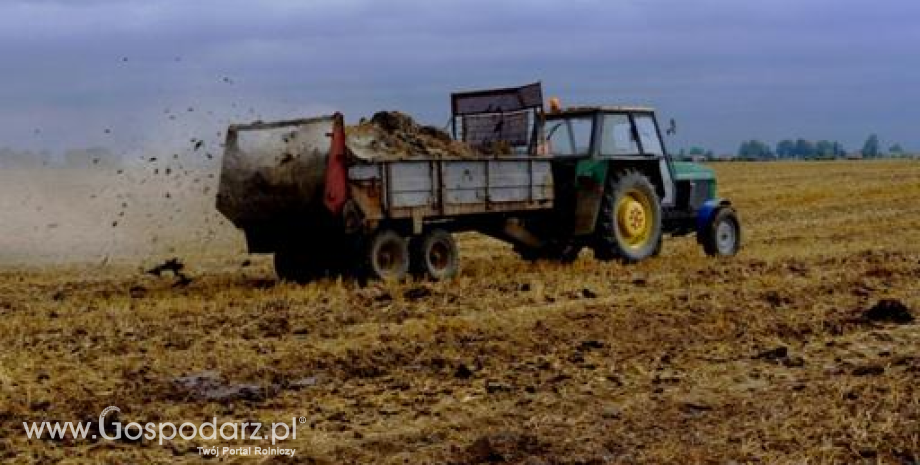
[672,161,716,182]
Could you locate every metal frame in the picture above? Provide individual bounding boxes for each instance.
[348,156,553,226]
[227,115,334,133]
[450,82,545,155]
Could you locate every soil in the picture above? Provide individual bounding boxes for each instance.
[1,161,919,464]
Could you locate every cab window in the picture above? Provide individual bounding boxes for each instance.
[600,114,639,155]
[634,115,664,155]
[546,117,593,156]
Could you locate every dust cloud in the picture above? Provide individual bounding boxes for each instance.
[0,152,243,266]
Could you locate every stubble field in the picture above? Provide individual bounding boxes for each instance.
[1,160,919,464]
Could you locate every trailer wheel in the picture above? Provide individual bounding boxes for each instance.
[594,170,663,263]
[701,207,741,257]
[365,229,410,281]
[274,249,316,284]
[411,229,459,280]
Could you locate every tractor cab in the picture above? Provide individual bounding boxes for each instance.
[544,106,678,207]
[545,106,667,159]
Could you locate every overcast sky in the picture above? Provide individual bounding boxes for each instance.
[2,0,919,155]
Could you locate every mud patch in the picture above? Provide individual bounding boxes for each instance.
[463,431,545,463]
[172,371,275,403]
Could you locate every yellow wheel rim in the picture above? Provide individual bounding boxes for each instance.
[616,188,653,248]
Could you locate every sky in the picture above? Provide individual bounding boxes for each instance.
[2,0,919,155]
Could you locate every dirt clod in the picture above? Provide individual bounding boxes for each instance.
[51,289,67,302]
[755,346,788,361]
[863,299,913,324]
[754,346,805,367]
[147,257,194,287]
[762,290,792,307]
[146,258,184,277]
[464,432,543,463]
[128,285,147,299]
[485,380,512,394]
[581,288,598,298]
[852,364,885,377]
[577,340,605,351]
[454,364,474,379]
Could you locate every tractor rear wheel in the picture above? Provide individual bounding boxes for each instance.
[557,242,585,263]
[513,245,542,262]
[411,229,459,280]
[701,207,741,256]
[594,170,663,263]
[652,234,663,257]
[365,229,410,281]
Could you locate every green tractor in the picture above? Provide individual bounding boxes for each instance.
[510,102,741,262]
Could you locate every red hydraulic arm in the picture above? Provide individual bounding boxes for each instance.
[324,112,349,215]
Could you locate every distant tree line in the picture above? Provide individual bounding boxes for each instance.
[737,134,911,160]
[677,134,912,161]
[741,138,848,160]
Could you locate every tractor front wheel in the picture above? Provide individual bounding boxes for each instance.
[701,207,741,257]
[594,170,663,263]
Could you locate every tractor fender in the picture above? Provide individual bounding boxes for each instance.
[696,199,733,237]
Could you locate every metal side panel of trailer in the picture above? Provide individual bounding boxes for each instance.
[348,157,554,220]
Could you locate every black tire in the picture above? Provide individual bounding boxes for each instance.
[365,229,410,281]
[513,245,543,262]
[557,242,585,263]
[593,170,663,263]
[411,229,459,280]
[701,207,741,257]
[652,234,663,257]
[273,249,317,284]
[513,241,582,263]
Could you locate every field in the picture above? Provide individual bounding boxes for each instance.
[1,161,919,464]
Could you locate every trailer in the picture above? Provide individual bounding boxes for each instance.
[216,83,741,282]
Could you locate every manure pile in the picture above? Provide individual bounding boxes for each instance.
[345,111,511,160]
